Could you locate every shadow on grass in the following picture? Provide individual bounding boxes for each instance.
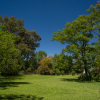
[0,76,31,90]
[0,76,24,82]
[0,82,30,89]
[0,94,44,100]
[61,78,95,83]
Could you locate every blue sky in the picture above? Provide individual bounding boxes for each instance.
[0,0,97,56]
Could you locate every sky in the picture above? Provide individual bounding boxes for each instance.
[0,0,98,56]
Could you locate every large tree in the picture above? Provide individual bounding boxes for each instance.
[86,1,100,78]
[51,11,96,78]
[0,15,41,61]
[0,24,22,76]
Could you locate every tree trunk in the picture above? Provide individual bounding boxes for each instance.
[4,67,7,77]
[85,67,88,77]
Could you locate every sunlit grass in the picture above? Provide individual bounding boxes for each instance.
[0,74,100,100]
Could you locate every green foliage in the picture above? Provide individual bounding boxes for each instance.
[26,67,32,73]
[71,70,76,76]
[50,68,61,75]
[0,25,22,76]
[0,15,41,72]
[51,2,100,80]
[29,56,39,70]
[61,70,65,75]
[35,51,47,62]
[18,70,25,76]
[37,65,50,75]
[53,53,73,74]
[78,72,100,81]
[73,59,84,74]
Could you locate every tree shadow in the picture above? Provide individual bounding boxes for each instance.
[61,78,94,83]
[0,76,31,90]
[0,82,30,90]
[0,76,23,82]
[0,94,44,100]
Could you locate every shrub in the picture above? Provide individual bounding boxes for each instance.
[78,69,100,81]
[50,69,60,75]
[71,70,76,76]
[18,70,25,76]
[78,74,86,81]
[55,69,61,75]
[37,65,50,75]
[50,70,55,75]
[61,70,65,75]
[39,57,53,69]
[78,74,94,81]
[26,67,32,72]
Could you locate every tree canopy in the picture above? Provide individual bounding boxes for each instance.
[0,15,41,60]
[51,2,100,79]
[35,51,47,62]
[0,24,22,76]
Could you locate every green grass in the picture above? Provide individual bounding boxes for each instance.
[0,74,100,100]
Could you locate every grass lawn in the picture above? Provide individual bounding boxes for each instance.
[0,74,100,100]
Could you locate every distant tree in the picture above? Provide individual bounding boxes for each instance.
[48,54,53,59]
[35,51,47,62]
[24,56,39,73]
[37,65,50,75]
[37,57,53,75]
[39,57,53,69]
[48,54,54,66]
[53,53,73,74]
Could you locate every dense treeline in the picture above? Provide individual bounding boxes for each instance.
[0,1,100,81]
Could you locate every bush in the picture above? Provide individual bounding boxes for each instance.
[50,69,60,75]
[18,70,25,76]
[71,70,76,76]
[26,67,32,73]
[39,57,53,69]
[50,70,55,75]
[61,70,65,75]
[37,65,50,75]
[78,74,99,81]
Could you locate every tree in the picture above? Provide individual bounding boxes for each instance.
[0,15,41,61]
[0,24,22,76]
[39,57,53,69]
[0,15,41,72]
[37,57,53,75]
[51,14,95,78]
[53,53,73,74]
[35,51,47,62]
[86,1,100,80]
[51,1,100,80]
[24,56,39,73]
[48,54,54,66]
[48,54,53,59]
[73,59,84,74]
